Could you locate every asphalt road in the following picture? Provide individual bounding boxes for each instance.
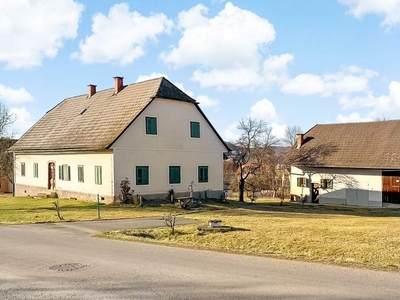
[1,218,400,300]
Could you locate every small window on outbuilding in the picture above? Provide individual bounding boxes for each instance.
[297,177,309,187]
[320,179,333,189]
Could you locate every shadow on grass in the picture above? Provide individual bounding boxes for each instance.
[217,198,400,218]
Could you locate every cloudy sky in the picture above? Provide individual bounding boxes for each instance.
[0,0,399,141]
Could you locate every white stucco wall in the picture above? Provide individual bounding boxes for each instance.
[14,151,113,199]
[290,166,382,207]
[111,98,226,197]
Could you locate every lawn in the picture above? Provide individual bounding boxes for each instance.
[0,195,180,224]
[101,199,400,272]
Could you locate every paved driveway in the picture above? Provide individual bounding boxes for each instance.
[1,218,400,299]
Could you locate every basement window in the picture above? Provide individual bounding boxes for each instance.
[320,179,333,189]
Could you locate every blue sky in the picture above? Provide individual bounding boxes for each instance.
[0,0,399,141]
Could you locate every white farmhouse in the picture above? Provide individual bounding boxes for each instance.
[286,121,400,207]
[9,77,229,202]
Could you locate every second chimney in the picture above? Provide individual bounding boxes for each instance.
[296,133,304,148]
[114,76,124,94]
[296,133,304,149]
[88,84,97,97]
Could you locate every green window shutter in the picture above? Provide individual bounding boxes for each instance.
[136,166,149,185]
[190,122,200,138]
[169,166,181,184]
[146,117,157,135]
[67,166,71,181]
[198,166,208,183]
[58,165,62,180]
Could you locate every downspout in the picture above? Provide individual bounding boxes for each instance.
[12,152,16,197]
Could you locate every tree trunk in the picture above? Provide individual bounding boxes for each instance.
[239,179,245,202]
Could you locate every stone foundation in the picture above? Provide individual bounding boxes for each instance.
[15,184,114,203]
[15,184,225,204]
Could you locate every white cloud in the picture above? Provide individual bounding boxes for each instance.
[0,85,34,104]
[281,74,324,96]
[196,95,219,108]
[72,3,172,65]
[136,72,168,83]
[337,80,400,120]
[9,107,35,137]
[161,2,285,90]
[262,53,294,86]
[339,0,400,27]
[223,122,239,141]
[337,112,373,123]
[271,122,287,139]
[0,0,83,69]
[249,99,277,121]
[281,66,377,97]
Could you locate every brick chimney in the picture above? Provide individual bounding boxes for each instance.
[113,76,124,94]
[87,84,97,97]
[296,133,304,148]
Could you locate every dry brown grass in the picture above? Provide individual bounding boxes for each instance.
[102,199,400,272]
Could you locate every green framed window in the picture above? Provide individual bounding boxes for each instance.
[33,163,39,178]
[169,166,181,184]
[136,166,149,185]
[198,166,208,183]
[190,121,200,138]
[59,164,71,181]
[78,165,84,183]
[21,162,25,177]
[145,117,157,135]
[95,166,102,185]
[297,177,309,187]
[320,179,333,189]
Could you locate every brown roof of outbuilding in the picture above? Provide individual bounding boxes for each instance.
[286,120,400,169]
[10,77,228,152]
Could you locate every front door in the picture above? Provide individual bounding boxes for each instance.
[48,162,55,190]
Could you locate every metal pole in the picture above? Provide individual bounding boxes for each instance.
[97,193,100,219]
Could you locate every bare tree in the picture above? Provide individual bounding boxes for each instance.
[233,118,279,202]
[0,102,15,137]
[282,125,302,146]
[0,102,16,184]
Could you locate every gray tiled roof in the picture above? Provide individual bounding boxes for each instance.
[286,120,400,169]
[10,77,198,152]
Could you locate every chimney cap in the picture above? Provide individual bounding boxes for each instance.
[113,76,124,79]
[87,84,97,87]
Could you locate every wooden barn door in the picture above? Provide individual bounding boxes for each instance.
[382,171,400,204]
